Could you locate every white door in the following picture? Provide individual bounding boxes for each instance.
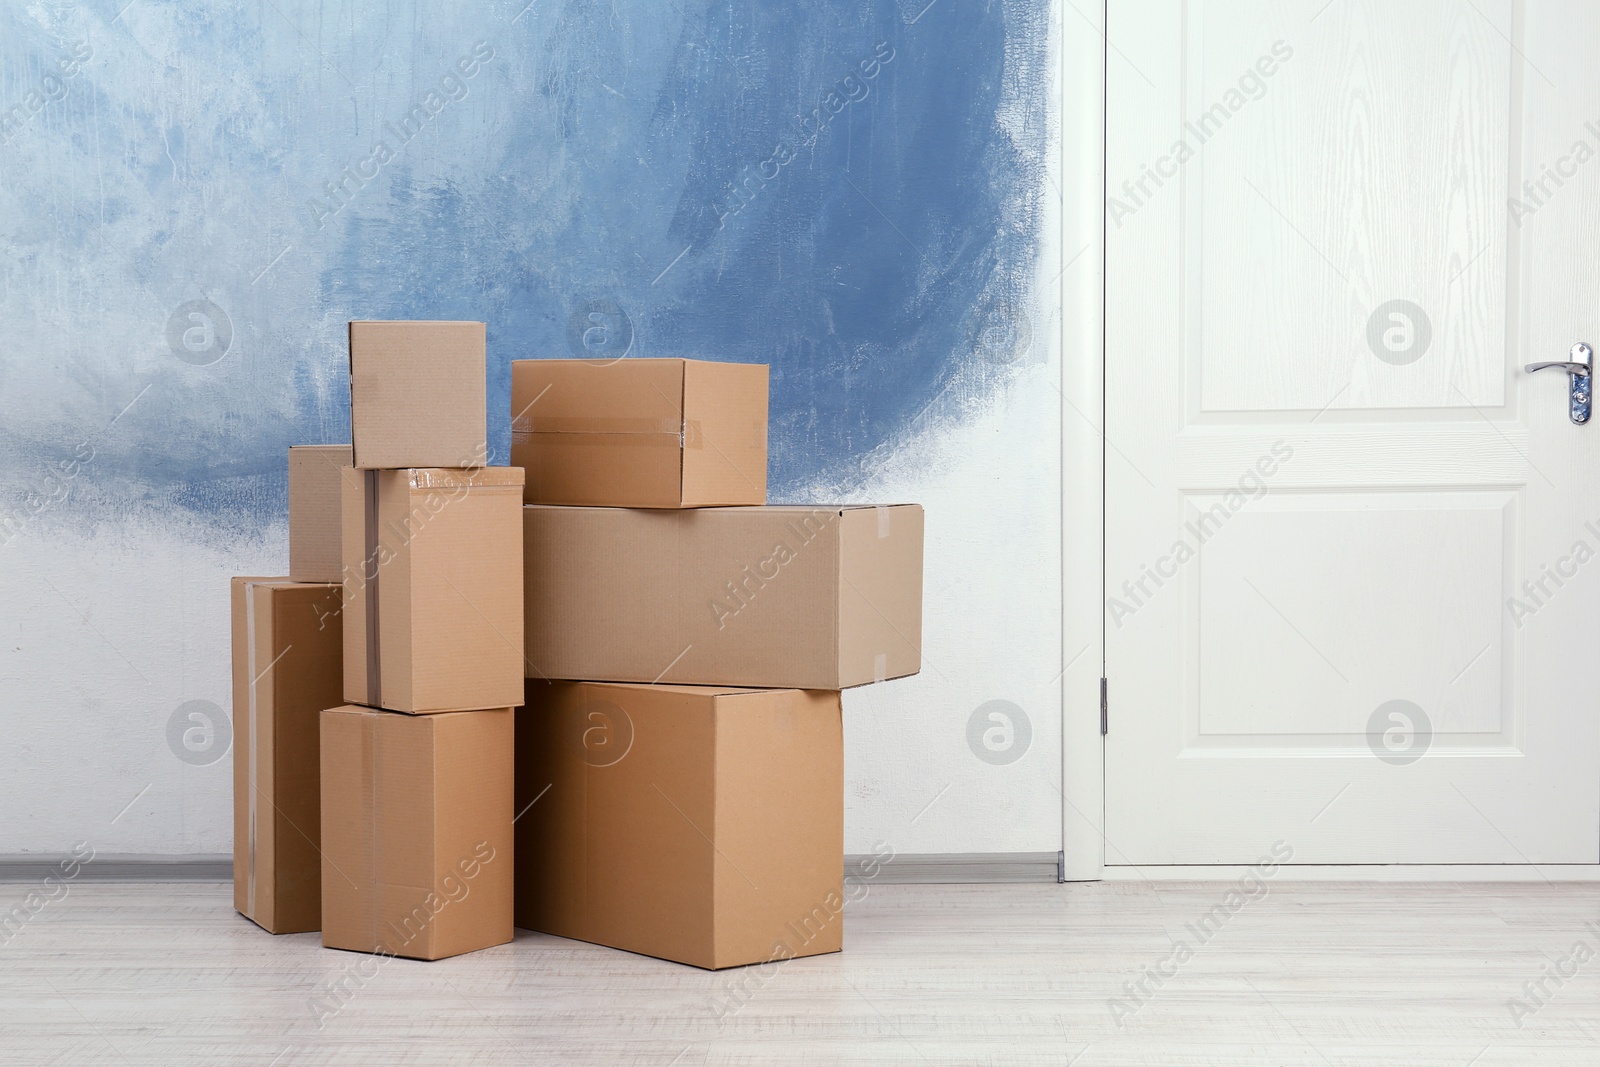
[1104,0,1600,864]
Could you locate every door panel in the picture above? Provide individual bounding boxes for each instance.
[1105,0,1600,863]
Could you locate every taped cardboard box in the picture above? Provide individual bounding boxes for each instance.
[515,681,842,970]
[320,705,514,961]
[509,358,767,508]
[523,504,923,689]
[288,445,353,583]
[231,577,343,934]
[341,466,525,713]
[349,321,487,470]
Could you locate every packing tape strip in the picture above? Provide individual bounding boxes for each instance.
[364,470,382,709]
[245,581,259,920]
[510,416,705,449]
[406,467,526,491]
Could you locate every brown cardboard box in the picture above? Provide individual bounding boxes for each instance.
[509,358,767,507]
[341,466,525,713]
[320,705,514,961]
[523,504,923,689]
[231,578,343,934]
[515,681,842,970]
[288,445,353,582]
[348,321,487,470]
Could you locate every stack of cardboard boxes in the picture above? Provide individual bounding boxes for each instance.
[232,323,924,970]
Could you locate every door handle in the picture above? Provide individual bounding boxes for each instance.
[1524,342,1593,424]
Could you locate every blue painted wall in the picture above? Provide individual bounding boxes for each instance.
[0,0,1050,533]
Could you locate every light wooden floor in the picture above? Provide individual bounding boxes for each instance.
[2,880,1598,1065]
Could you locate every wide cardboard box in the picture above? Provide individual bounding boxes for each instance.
[523,504,923,689]
[320,705,514,961]
[288,445,353,582]
[515,681,843,970]
[231,578,343,934]
[510,358,767,508]
[349,321,487,470]
[342,466,525,713]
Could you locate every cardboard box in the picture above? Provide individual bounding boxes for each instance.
[320,705,514,961]
[288,445,353,583]
[231,578,343,934]
[523,504,923,689]
[515,681,843,970]
[509,358,767,507]
[342,466,525,713]
[349,321,487,470]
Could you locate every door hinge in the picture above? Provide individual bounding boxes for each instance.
[1099,678,1108,735]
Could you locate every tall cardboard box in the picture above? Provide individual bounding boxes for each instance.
[510,358,767,507]
[349,321,487,470]
[288,445,353,582]
[342,466,525,713]
[320,705,514,961]
[522,504,923,689]
[231,578,343,934]
[515,681,843,970]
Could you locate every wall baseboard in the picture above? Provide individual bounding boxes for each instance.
[853,852,1062,884]
[8,855,1598,885]
[0,854,232,884]
[1104,864,1600,882]
[0,853,1066,885]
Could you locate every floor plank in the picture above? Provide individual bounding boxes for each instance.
[1,881,1598,1065]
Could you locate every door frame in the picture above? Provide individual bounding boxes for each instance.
[1058,0,1107,881]
[1067,0,1600,876]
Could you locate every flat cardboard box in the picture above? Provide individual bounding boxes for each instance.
[342,466,525,713]
[515,681,843,970]
[320,705,514,961]
[349,321,487,470]
[288,445,354,582]
[523,504,923,689]
[509,358,767,507]
[231,578,343,934]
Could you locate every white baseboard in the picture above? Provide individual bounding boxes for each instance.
[1105,864,1600,882]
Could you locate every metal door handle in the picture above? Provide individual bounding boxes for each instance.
[1524,342,1593,424]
